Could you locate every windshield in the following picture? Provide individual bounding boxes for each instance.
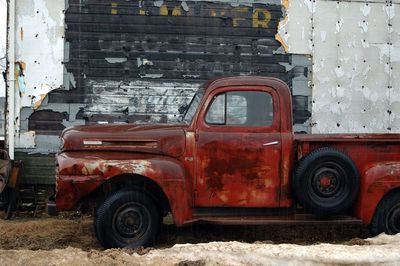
[182,87,205,124]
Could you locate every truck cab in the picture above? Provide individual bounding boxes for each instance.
[50,76,400,248]
[186,77,293,208]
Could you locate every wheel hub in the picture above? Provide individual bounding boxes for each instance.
[313,167,340,197]
[319,175,333,188]
[115,207,143,237]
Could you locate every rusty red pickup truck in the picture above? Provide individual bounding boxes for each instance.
[49,76,400,248]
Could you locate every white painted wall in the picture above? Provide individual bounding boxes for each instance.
[14,0,64,109]
[278,0,400,133]
[0,0,7,138]
[0,0,6,97]
[7,0,65,148]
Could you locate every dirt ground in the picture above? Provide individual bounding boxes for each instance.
[0,212,399,265]
[0,212,369,250]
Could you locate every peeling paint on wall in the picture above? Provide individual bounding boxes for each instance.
[7,0,313,183]
[105,57,128,64]
[11,0,65,148]
[14,131,35,149]
[85,80,200,123]
[155,0,282,7]
[15,0,64,107]
[10,0,311,152]
[60,0,301,131]
[277,0,400,133]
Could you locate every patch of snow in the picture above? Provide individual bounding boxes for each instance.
[2,234,400,265]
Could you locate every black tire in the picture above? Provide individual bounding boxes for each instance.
[294,147,360,216]
[94,203,105,247]
[95,188,161,248]
[370,191,400,236]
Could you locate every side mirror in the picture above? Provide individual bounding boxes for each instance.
[178,104,188,114]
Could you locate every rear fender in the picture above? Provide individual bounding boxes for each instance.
[356,163,400,224]
[55,151,192,225]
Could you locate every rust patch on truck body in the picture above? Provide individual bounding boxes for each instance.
[296,136,400,224]
[56,151,192,225]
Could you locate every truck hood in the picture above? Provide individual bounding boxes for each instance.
[61,123,187,158]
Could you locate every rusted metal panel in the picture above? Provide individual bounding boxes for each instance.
[295,133,400,143]
[295,138,400,224]
[357,163,400,224]
[194,85,283,207]
[193,77,295,207]
[187,214,362,226]
[61,123,186,157]
[55,151,192,226]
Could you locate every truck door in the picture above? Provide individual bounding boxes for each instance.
[194,87,282,207]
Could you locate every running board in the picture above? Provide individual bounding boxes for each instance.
[184,214,362,226]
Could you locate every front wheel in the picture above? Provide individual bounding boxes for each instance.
[370,191,400,236]
[95,189,161,248]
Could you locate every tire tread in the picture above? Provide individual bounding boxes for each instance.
[370,190,400,236]
[95,188,160,248]
[294,147,360,216]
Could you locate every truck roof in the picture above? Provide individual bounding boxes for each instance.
[203,76,290,95]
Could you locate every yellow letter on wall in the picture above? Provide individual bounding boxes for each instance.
[252,8,271,28]
[111,2,118,15]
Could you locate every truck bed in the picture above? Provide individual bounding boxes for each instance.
[295,133,400,143]
[294,133,400,167]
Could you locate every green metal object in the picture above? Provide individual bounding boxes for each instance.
[15,152,55,185]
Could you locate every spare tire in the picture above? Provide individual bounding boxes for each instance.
[294,147,360,216]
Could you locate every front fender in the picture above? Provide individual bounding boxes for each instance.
[356,162,400,224]
[55,151,192,225]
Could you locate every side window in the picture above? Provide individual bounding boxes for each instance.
[205,94,225,124]
[205,91,273,126]
[227,94,247,124]
[241,91,273,126]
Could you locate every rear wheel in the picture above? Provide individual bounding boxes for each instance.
[370,191,400,236]
[294,148,360,216]
[95,189,160,248]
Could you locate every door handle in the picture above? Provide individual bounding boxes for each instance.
[263,141,279,146]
